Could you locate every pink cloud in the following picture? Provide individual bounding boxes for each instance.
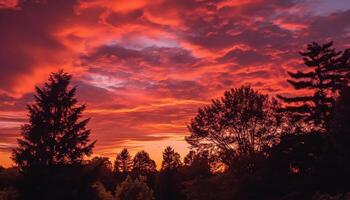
[1,0,350,167]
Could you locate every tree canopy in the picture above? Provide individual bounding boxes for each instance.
[161,146,182,171]
[133,151,157,175]
[114,148,133,174]
[115,176,154,200]
[186,86,282,168]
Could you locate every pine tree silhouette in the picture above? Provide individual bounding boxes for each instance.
[12,71,96,200]
[13,70,95,168]
[161,146,182,171]
[133,150,157,175]
[114,148,133,174]
[278,41,350,132]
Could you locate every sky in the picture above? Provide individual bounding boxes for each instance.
[1,0,350,168]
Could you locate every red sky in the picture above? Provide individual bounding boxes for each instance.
[1,0,350,168]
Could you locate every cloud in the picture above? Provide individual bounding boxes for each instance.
[1,0,350,167]
[0,0,80,96]
[308,10,350,40]
[219,49,272,66]
[0,0,18,9]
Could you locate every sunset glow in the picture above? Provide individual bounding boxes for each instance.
[1,0,350,168]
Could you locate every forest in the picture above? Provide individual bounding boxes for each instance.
[0,41,350,200]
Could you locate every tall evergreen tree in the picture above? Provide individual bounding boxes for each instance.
[114,148,133,174]
[12,71,96,200]
[156,147,184,200]
[161,146,182,171]
[277,41,350,132]
[13,71,95,168]
[133,151,156,175]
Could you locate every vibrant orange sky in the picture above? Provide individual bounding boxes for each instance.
[1,0,350,168]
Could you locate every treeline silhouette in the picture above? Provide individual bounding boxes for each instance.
[0,41,350,200]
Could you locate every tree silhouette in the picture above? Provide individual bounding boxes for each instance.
[89,157,113,173]
[184,150,196,166]
[114,148,133,174]
[133,151,156,175]
[277,42,350,132]
[326,85,350,188]
[88,157,115,192]
[161,146,182,171]
[93,182,114,200]
[11,71,97,200]
[183,150,211,179]
[156,147,184,200]
[186,86,281,169]
[330,86,350,137]
[13,71,95,168]
[115,176,154,200]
